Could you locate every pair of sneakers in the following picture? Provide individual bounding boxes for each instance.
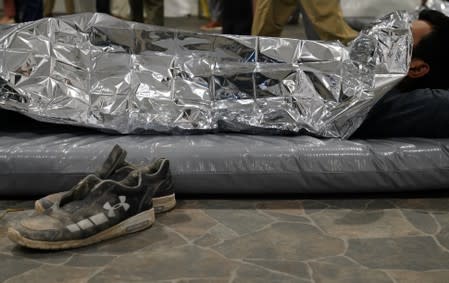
[7,145,176,250]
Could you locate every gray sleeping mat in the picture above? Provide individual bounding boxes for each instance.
[1,130,449,197]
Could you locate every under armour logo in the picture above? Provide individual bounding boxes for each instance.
[103,196,130,217]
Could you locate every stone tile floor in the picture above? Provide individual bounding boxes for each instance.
[1,196,449,282]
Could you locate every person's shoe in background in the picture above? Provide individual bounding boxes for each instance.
[0,16,15,24]
[200,21,222,31]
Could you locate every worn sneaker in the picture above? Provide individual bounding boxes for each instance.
[8,159,170,250]
[34,145,176,214]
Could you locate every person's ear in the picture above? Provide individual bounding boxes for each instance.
[408,58,430,78]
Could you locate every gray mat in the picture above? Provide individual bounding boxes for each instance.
[1,131,449,197]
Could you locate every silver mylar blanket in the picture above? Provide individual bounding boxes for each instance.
[0,12,411,137]
[424,0,449,15]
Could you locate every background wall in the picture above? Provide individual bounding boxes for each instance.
[341,0,420,17]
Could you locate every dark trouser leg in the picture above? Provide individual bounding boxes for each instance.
[129,0,144,22]
[96,0,110,14]
[17,0,43,21]
[222,0,252,35]
[14,0,22,22]
[144,0,164,26]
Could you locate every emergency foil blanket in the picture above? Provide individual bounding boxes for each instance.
[424,0,449,16]
[0,12,411,137]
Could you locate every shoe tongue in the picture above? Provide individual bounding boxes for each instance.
[121,170,141,187]
[60,170,142,209]
[59,175,100,207]
[95,145,127,179]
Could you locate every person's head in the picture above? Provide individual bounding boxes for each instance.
[399,9,449,92]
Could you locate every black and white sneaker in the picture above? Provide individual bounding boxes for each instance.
[8,159,171,250]
[34,145,176,214]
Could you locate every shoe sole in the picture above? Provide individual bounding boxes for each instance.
[200,27,222,31]
[34,193,176,214]
[153,193,177,213]
[8,208,155,250]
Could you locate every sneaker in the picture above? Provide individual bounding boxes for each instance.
[34,145,176,214]
[8,159,170,250]
[0,16,15,24]
[200,21,222,31]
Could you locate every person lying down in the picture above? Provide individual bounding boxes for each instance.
[0,10,447,138]
[353,9,449,138]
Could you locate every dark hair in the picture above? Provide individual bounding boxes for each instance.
[411,9,449,90]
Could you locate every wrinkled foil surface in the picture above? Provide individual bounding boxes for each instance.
[0,12,411,137]
[423,0,449,15]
